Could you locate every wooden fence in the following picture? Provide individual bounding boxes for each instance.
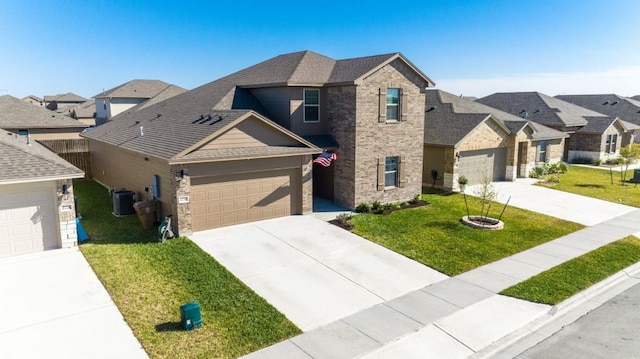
[38,139,93,179]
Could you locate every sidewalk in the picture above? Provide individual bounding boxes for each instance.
[243,181,640,359]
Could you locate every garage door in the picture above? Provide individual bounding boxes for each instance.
[0,188,58,258]
[191,168,299,231]
[459,148,507,185]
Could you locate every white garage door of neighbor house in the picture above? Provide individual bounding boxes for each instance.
[191,168,298,231]
[459,148,507,185]
[0,187,58,258]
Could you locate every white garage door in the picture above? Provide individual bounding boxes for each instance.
[0,185,58,258]
[191,169,299,231]
[459,148,507,185]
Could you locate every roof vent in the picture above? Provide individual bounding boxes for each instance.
[218,115,223,121]
[519,109,528,118]
[139,126,144,137]
[534,109,540,113]
[425,106,436,112]
[611,101,619,105]
[207,114,212,120]
[603,101,610,105]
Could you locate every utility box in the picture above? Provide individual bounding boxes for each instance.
[180,302,202,330]
[632,169,640,183]
[112,190,136,216]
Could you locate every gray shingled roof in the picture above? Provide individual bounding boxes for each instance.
[425,90,567,146]
[577,116,623,134]
[82,108,319,162]
[477,92,606,127]
[85,51,430,161]
[43,93,87,103]
[95,79,187,99]
[555,94,640,126]
[0,129,84,183]
[0,95,88,129]
[72,99,96,118]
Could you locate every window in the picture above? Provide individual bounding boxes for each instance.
[384,156,399,187]
[537,141,547,162]
[606,134,618,154]
[386,88,400,121]
[17,129,29,138]
[303,89,319,123]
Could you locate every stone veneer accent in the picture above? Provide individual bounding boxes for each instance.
[301,154,313,213]
[327,59,427,208]
[57,180,78,248]
[173,167,192,236]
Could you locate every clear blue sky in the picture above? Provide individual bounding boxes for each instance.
[2,0,639,99]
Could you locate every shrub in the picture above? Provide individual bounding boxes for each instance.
[410,194,421,204]
[355,202,371,213]
[605,157,624,165]
[335,212,353,223]
[371,201,382,211]
[557,162,568,172]
[594,158,602,166]
[545,175,560,183]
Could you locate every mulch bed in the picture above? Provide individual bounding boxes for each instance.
[329,200,430,231]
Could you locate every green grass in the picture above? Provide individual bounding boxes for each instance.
[350,189,584,276]
[75,180,300,359]
[538,165,640,207]
[500,236,640,304]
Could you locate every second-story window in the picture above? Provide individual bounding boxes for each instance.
[386,88,400,121]
[304,89,319,123]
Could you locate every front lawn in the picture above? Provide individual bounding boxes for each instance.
[500,236,640,304]
[75,180,300,359]
[538,165,640,207]
[350,189,583,276]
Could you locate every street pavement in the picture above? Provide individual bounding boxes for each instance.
[515,282,640,359]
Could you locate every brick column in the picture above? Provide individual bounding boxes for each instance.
[57,180,78,248]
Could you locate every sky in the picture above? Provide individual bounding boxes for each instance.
[1,0,639,100]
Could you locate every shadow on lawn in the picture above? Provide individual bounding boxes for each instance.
[575,183,606,189]
[155,321,184,332]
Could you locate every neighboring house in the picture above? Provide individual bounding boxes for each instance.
[555,94,640,143]
[477,92,637,163]
[70,99,97,126]
[82,50,434,234]
[0,95,89,140]
[94,79,187,125]
[22,95,43,106]
[43,92,87,111]
[631,95,640,102]
[424,90,567,190]
[0,128,84,257]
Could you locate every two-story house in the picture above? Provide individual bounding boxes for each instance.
[82,51,434,234]
[94,79,187,125]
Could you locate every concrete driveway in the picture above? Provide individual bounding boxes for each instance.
[468,178,637,226]
[0,248,147,359]
[189,215,448,331]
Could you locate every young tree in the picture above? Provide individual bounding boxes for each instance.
[474,172,498,220]
[619,144,640,184]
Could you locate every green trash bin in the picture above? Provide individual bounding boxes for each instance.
[180,302,202,330]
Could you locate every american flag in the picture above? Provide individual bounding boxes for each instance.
[313,152,337,167]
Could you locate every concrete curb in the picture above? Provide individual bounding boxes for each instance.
[469,261,640,359]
